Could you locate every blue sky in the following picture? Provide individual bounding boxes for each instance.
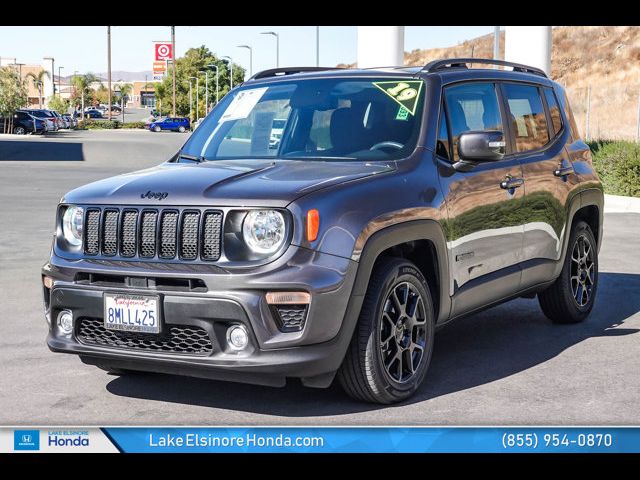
[0,26,495,77]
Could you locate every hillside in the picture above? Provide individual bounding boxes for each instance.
[344,26,640,140]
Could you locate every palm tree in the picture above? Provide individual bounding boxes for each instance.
[70,73,100,119]
[116,83,132,108]
[26,69,50,108]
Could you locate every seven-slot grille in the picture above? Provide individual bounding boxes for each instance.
[83,208,222,262]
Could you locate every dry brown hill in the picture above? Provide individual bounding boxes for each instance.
[341,26,640,140]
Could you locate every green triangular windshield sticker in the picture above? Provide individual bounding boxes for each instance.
[373,80,423,116]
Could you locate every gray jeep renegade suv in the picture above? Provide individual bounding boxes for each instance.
[43,59,603,404]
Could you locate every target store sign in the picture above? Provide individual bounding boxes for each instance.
[155,43,173,61]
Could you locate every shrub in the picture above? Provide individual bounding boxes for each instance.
[122,121,147,129]
[78,119,122,130]
[589,140,640,197]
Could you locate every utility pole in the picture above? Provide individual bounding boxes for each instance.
[207,64,219,107]
[201,70,209,115]
[44,57,55,100]
[171,26,176,117]
[188,78,193,122]
[493,26,500,64]
[222,56,234,90]
[107,26,112,119]
[58,66,64,102]
[636,91,640,143]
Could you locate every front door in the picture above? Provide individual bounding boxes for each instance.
[436,81,526,316]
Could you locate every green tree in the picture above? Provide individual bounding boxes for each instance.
[95,84,109,105]
[154,46,245,119]
[115,83,132,106]
[25,69,49,108]
[47,95,69,113]
[0,67,28,133]
[70,73,101,116]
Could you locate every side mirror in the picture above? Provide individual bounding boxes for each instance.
[458,131,506,162]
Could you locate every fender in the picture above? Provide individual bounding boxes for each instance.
[349,219,451,323]
[552,187,604,279]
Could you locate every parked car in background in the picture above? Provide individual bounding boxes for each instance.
[84,109,103,119]
[269,118,287,149]
[0,111,47,135]
[149,116,190,132]
[19,109,59,131]
[62,114,76,129]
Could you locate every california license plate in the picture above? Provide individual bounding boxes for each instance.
[104,293,160,334]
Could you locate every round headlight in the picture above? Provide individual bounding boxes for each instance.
[242,210,286,255]
[62,205,84,246]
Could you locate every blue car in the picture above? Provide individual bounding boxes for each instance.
[149,117,190,133]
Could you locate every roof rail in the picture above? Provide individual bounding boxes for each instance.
[422,58,547,77]
[248,66,344,81]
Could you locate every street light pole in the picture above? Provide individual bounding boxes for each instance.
[237,45,252,78]
[260,31,279,68]
[171,26,176,117]
[207,64,219,108]
[222,56,233,90]
[188,76,197,122]
[107,26,112,119]
[200,70,208,115]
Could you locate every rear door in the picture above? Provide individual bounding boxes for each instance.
[501,82,574,287]
[437,81,526,316]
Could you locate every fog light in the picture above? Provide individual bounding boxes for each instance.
[43,276,54,289]
[57,310,73,336]
[226,325,249,351]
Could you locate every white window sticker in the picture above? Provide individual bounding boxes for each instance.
[220,87,268,122]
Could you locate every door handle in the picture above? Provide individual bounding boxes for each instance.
[554,165,574,177]
[500,176,524,190]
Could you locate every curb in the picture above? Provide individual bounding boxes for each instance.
[604,194,640,213]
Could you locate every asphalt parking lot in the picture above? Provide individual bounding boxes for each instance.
[1,129,639,425]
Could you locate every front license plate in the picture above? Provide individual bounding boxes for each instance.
[104,293,160,334]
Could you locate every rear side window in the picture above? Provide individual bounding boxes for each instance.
[444,82,503,161]
[503,83,549,152]
[543,88,563,136]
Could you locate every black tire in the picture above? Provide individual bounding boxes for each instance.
[538,220,598,323]
[338,257,435,404]
[178,126,185,133]
[14,126,26,135]
[154,126,161,132]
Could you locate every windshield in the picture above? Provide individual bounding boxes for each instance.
[181,77,424,162]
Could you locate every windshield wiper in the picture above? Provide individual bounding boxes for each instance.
[177,153,204,163]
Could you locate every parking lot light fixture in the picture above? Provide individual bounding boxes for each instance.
[58,66,64,105]
[199,70,209,116]
[206,64,220,107]
[188,76,197,122]
[260,31,279,68]
[237,45,252,78]
[222,56,234,90]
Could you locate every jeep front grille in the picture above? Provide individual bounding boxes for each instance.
[83,207,223,262]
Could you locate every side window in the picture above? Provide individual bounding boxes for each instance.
[436,104,450,160]
[543,88,563,136]
[503,83,549,152]
[444,83,503,161]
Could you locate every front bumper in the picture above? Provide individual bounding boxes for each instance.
[42,245,361,388]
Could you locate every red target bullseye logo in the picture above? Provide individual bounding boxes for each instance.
[155,43,172,61]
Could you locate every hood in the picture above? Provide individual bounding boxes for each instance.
[63,158,395,207]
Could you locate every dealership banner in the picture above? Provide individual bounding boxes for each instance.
[3,427,640,453]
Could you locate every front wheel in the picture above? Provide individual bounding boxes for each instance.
[338,257,435,404]
[14,126,26,135]
[153,126,161,132]
[538,220,598,323]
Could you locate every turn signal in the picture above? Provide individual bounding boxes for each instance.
[306,209,320,242]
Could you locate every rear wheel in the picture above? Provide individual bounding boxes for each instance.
[178,126,186,133]
[14,126,26,135]
[538,220,598,323]
[338,257,435,404]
